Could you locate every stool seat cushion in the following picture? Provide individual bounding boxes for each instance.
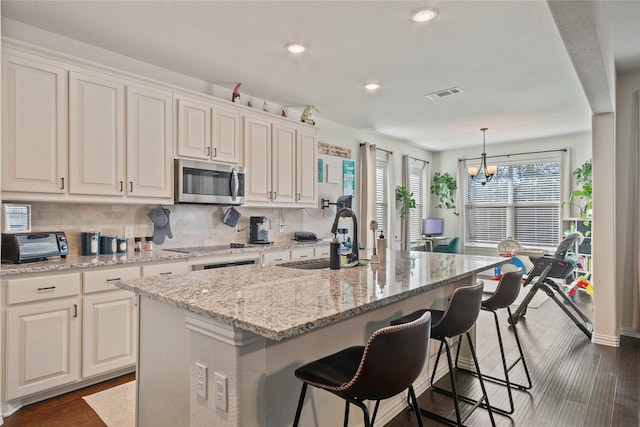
[294,346,364,395]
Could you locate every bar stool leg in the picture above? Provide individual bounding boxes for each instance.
[507,307,533,390]
[293,383,308,427]
[344,400,350,426]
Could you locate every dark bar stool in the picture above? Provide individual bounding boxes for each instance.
[390,281,495,427]
[454,271,532,415]
[292,311,431,427]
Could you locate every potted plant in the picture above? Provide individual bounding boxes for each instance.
[395,186,416,218]
[565,159,592,218]
[430,172,459,216]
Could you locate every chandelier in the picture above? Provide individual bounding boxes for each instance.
[468,128,497,185]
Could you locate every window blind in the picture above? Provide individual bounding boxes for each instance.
[464,155,562,248]
[408,163,424,242]
[375,156,389,236]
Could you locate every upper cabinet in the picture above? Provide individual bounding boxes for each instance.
[175,93,241,165]
[2,45,173,204]
[2,52,68,195]
[243,113,317,207]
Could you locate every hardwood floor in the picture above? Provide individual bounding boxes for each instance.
[2,290,637,426]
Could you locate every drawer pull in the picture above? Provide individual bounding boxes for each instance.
[37,286,56,291]
[159,272,172,275]
[299,255,308,258]
[106,278,122,282]
[73,304,78,318]
[274,258,284,262]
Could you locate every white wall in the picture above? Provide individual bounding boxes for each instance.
[615,71,640,335]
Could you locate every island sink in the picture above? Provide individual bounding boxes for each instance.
[277,259,331,269]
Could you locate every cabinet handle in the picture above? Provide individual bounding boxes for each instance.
[159,272,172,275]
[106,278,121,282]
[297,193,301,201]
[120,181,124,192]
[37,286,56,291]
[299,255,308,258]
[129,181,133,192]
[274,258,284,262]
[60,177,65,190]
[273,192,277,200]
[213,148,217,157]
[73,304,78,318]
[207,146,211,157]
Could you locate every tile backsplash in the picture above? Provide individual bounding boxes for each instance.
[26,202,336,256]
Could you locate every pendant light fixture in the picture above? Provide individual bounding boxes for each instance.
[468,128,497,185]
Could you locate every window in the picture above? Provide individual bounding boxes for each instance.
[465,154,562,248]
[375,154,389,236]
[408,162,426,243]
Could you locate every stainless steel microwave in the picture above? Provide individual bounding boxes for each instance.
[174,159,245,205]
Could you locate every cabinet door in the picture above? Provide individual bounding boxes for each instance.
[6,298,81,400]
[82,290,137,377]
[271,123,296,204]
[2,53,67,194]
[69,71,125,196]
[211,104,240,164]
[296,129,318,206]
[126,85,173,199]
[176,95,210,160]
[244,115,272,202]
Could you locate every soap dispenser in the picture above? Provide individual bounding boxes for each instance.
[377,231,387,263]
[330,233,341,270]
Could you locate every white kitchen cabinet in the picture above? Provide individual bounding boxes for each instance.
[211,103,241,164]
[68,70,126,196]
[290,247,315,261]
[1,51,68,195]
[262,250,290,265]
[244,114,272,202]
[176,95,211,160]
[142,261,190,277]
[82,290,137,378]
[126,84,173,199]
[176,94,241,164]
[244,114,317,207]
[296,129,318,206]
[314,246,331,258]
[4,273,82,400]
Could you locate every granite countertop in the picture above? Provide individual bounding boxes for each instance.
[0,240,328,276]
[117,250,507,341]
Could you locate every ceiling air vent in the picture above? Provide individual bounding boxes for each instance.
[424,87,464,100]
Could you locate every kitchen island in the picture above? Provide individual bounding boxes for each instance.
[118,250,506,427]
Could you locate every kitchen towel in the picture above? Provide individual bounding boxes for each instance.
[147,205,173,245]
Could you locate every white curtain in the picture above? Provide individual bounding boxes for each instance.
[401,155,411,250]
[633,91,640,330]
[358,143,377,250]
[386,151,396,249]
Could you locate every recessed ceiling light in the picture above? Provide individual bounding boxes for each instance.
[411,8,438,23]
[364,83,381,91]
[286,43,307,54]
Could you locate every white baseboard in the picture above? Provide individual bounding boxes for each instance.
[619,327,640,339]
[591,332,620,347]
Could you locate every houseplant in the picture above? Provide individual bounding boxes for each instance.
[395,186,416,218]
[430,172,459,216]
[565,159,592,218]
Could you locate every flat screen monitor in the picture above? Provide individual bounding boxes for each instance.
[422,218,444,237]
[336,195,353,209]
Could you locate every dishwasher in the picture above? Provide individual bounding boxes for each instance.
[163,245,261,270]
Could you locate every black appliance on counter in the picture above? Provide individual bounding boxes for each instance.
[293,231,318,242]
[249,216,270,244]
[1,231,68,263]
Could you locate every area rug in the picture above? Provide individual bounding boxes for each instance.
[82,380,135,427]
[482,279,549,309]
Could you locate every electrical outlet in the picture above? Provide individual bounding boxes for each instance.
[215,372,227,411]
[124,226,134,239]
[195,362,207,399]
[279,223,285,233]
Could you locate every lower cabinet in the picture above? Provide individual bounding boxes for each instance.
[82,290,137,378]
[5,296,81,400]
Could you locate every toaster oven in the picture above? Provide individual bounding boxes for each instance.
[1,232,69,263]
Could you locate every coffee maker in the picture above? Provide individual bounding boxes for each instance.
[249,216,269,244]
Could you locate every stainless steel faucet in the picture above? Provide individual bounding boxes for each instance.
[331,207,359,264]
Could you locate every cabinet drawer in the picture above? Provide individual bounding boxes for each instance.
[262,251,290,265]
[142,262,190,277]
[6,273,80,305]
[290,248,315,261]
[83,266,141,294]
[314,246,330,257]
